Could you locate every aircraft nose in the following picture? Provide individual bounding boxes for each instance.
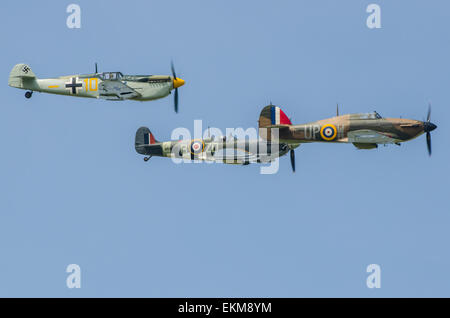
[173,77,185,89]
[424,121,437,132]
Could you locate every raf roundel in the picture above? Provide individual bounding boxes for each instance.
[190,140,205,155]
[320,124,337,141]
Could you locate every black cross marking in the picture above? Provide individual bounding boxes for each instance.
[65,77,82,94]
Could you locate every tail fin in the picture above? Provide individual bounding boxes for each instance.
[258,104,292,140]
[135,127,158,154]
[258,104,292,128]
[8,64,37,88]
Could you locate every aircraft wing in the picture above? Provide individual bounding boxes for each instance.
[199,150,279,165]
[98,80,140,100]
[184,140,290,165]
[347,129,399,143]
[203,153,259,165]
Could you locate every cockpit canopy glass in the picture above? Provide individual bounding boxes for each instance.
[100,72,123,81]
[348,112,382,119]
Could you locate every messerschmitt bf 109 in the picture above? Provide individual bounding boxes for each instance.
[8,62,185,112]
[135,104,437,172]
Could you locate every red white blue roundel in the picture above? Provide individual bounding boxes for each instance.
[320,124,337,141]
[190,140,205,154]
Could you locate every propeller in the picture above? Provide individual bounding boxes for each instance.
[95,62,98,74]
[171,61,185,113]
[290,149,295,173]
[174,86,179,113]
[423,104,437,156]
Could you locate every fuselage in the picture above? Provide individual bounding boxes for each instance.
[279,113,427,145]
[136,137,293,164]
[23,73,175,101]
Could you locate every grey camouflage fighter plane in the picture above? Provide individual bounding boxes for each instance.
[135,127,293,167]
[135,104,437,172]
[8,62,185,112]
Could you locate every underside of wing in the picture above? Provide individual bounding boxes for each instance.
[99,80,140,100]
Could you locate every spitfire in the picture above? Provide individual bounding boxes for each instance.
[8,62,185,112]
[135,127,295,166]
[258,104,438,171]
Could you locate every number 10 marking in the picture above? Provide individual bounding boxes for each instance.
[84,78,98,91]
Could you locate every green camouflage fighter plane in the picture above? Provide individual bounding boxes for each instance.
[258,104,438,171]
[135,127,294,167]
[8,62,185,112]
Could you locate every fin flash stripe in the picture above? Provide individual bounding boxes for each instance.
[270,106,292,125]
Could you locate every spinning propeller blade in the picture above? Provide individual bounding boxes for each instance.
[171,60,177,79]
[290,149,295,173]
[426,132,432,156]
[423,104,437,156]
[171,61,184,113]
[174,88,179,113]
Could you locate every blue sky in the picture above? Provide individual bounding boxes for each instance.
[0,0,449,297]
